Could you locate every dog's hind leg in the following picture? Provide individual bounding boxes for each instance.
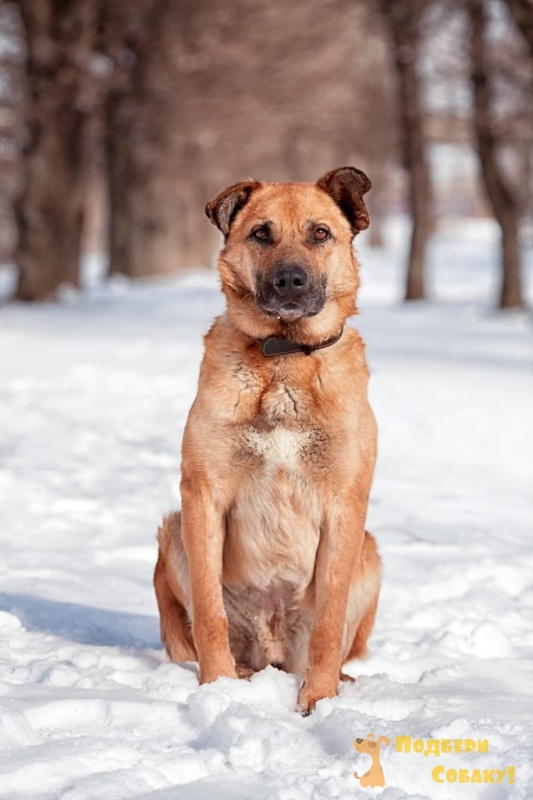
[344,531,381,663]
[346,592,379,660]
[154,512,197,662]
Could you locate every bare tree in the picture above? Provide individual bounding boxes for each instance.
[504,0,533,56]
[12,0,97,301]
[5,0,395,292]
[468,0,523,308]
[99,0,396,277]
[381,0,432,301]
[0,4,24,265]
[99,0,210,278]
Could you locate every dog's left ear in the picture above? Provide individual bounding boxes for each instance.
[316,167,371,236]
[205,180,262,236]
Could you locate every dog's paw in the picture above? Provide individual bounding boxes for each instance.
[340,670,356,683]
[235,663,256,680]
[199,657,238,684]
[298,695,315,716]
[199,667,238,684]
[298,675,338,715]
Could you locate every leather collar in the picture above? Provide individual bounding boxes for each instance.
[260,326,344,357]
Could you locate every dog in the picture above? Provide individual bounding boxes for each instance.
[154,167,381,714]
[354,734,390,788]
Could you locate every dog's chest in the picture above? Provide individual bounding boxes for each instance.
[243,426,309,471]
[259,382,301,424]
[225,379,327,589]
[235,381,328,471]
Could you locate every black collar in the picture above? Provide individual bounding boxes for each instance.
[260,326,344,357]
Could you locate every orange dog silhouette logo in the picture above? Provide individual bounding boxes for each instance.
[354,733,391,788]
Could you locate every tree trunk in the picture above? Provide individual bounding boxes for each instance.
[13,0,94,301]
[100,0,212,278]
[367,172,386,249]
[504,0,533,58]
[468,0,523,309]
[383,0,432,301]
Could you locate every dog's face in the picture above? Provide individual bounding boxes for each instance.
[206,168,371,342]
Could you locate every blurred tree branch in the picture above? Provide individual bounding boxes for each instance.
[468,0,524,308]
[380,0,432,301]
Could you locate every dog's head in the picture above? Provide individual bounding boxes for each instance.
[206,167,371,342]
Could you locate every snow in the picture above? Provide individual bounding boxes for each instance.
[0,219,532,799]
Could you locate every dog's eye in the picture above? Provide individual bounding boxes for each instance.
[251,227,269,242]
[314,227,330,242]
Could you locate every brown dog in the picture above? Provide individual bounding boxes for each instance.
[154,167,381,714]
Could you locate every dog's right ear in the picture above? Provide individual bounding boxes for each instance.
[205,181,262,236]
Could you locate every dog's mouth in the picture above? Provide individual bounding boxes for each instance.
[254,269,327,322]
[256,300,320,322]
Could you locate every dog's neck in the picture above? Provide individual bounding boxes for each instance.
[221,311,346,359]
[222,282,357,348]
[223,302,354,355]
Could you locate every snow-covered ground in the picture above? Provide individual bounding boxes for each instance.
[0,220,532,800]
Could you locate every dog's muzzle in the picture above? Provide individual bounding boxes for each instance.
[255,263,327,322]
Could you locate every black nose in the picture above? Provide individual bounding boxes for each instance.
[272,266,308,297]
[356,738,364,744]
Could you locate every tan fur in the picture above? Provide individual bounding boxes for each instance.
[154,169,381,713]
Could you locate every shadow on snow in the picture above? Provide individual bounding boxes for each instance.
[0,591,161,650]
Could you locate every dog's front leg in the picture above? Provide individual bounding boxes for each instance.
[298,500,366,715]
[181,478,237,684]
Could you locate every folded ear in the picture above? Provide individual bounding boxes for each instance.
[316,167,371,236]
[378,736,391,747]
[205,180,262,236]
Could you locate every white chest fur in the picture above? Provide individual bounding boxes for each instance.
[243,426,311,471]
[227,423,323,590]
